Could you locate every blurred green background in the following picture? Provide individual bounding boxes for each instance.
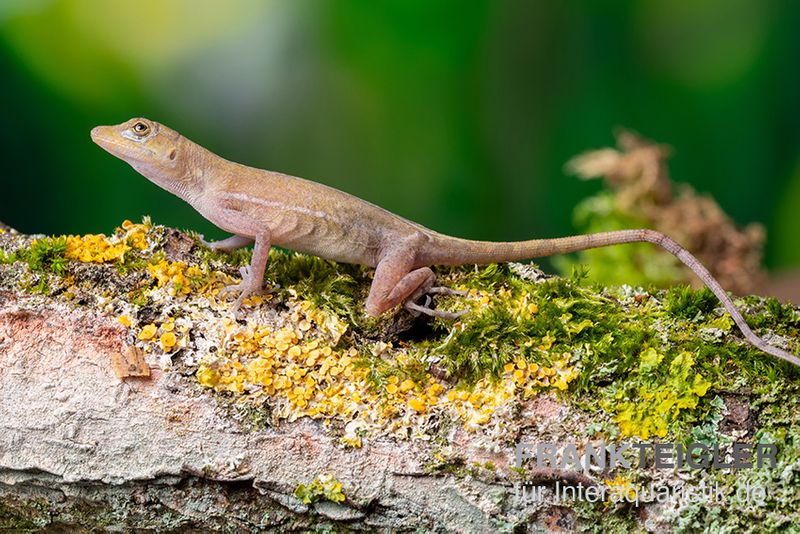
[1,0,799,271]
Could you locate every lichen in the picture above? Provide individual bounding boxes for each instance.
[604,348,712,439]
[294,474,347,505]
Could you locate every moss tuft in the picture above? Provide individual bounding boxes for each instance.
[0,250,17,265]
[21,236,69,276]
[665,285,717,320]
[267,250,366,321]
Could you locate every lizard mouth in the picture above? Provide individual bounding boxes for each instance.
[91,126,145,160]
[90,126,119,151]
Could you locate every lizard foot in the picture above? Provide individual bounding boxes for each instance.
[219,283,267,313]
[198,234,229,251]
[217,266,255,296]
[232,287,267,313]
[219,267,268,312]
[405,295,469,320]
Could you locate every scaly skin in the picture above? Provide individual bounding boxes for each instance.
[91,117,800,367]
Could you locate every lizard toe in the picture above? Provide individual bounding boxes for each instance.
[405,300,468,320]
[428,286,468,296]
[218,282,245,297]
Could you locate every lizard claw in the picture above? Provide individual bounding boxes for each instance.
[232,288,253,313]
[404,295,432,317]
[218,266,256,296]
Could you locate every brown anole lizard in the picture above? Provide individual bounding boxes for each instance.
[91,118,800,367]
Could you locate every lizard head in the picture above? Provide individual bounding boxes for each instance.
[91,118,181,169]
[91,118,205,200]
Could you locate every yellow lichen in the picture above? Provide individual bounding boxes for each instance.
[399,379,416,392]
[160,332,177,351]
[138,324,157,340]
[339,435,363,448]
[609,349,711,439]
[64,219,149,264]
[147,260,207,296]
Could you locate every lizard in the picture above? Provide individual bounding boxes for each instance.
[91,117,800,368]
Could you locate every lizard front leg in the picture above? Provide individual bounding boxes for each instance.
[203,193,273,311]
[219,232,271,311]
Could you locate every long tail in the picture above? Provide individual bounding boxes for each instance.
[422,228,800,367]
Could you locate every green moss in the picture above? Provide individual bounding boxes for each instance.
[127,286,151,307]
[266,250,366,321]
[572,500,640,534]
[231,400,272,431]
[665,286,718,320]
[31,277,51,294]
[423,455,468,477]
[20,236,68,276]
[748,296,800,330]
[114,249,153,275]
[0,250,17,264]
[436,303,523,380]
[199,243,369,323]
[196,242,253,268]
[426,275,654,386]
[351,346,432,401]
[0,497,49,530]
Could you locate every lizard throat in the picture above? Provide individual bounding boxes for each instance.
[133,162,199,205]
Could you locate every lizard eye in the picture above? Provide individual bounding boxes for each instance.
[132,121,150,136]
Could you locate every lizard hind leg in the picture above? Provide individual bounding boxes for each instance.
[365,255,467,319]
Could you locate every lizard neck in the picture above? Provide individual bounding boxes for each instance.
[132,137,212,206]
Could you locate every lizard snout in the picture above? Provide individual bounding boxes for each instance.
[90,125,122,155]
[90,126,108,142]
